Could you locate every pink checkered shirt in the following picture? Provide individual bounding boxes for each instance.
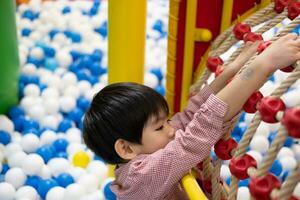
[111,85,237,200]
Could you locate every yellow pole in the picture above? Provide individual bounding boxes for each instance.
[181,174,208,200]
[260,0,271,8]
[108,0,146,84]
[221,0,234,32]
[180,0,197,110]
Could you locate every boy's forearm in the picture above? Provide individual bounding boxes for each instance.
[216,58,272,121]
[209,63,238,93]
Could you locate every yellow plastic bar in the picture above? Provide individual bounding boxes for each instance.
[221,0,234,32]
[180,0,197,110]
[108,0,146,84]
[260,0,272,8]
[181,173,208,200]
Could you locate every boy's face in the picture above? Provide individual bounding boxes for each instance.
[138,113,175,154]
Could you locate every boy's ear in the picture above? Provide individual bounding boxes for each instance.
[114,139,140,160]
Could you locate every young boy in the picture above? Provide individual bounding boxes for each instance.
[83,34,300,199]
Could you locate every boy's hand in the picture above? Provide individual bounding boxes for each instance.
[229,41,261,74]
[257,33,300,73]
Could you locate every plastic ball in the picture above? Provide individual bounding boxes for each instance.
[77,81,92,95]
[77,174,100,193]
[0,182,16,200]
[15,186,38,200]
[43,98,60,115]
[41,115,59,130]
[41,87,59,99]
[5,167,27,189]
[0,115,14,133]
[66,128,82,144]
[237,187,250,200]
[30,46,44,60]
[46,186,65,200]
[220,164,231,180]
[67,107,84,124]
[55,173,74,188]
[67,167,87,182]
[8,106,25,119]
[47,158,70,177]
[24,84,40,97]
[59,96,76,113]
[249,135,269,154]
[102,178,117,200]
[36,145,55,163]
[21,133,40,153]
[246,150,263,166]
[22,154,44,176]
[270,159,283,176]
[37,179,58,199]
[64,183,86,200]
[53,138,69,152]
[25,175,41,190]
[77,97,90,111]
[38,165,52,179]
[255,122,270,137]
[4,143,22,158]
[7,151,27,168]
[72,151,90,168]
[279,156,297,171]
[56,51,72,68]
[44,58,59,71]
[277,147,295,159]
[144,72,159,88]
[0,130,12,145]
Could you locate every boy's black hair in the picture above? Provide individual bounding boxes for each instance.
[83,82,169,164]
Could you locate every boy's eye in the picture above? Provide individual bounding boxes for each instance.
[155,125,164,131]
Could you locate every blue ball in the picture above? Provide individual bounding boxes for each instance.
[70,50,83,61]
[67,107,84,124]
[88,76,99,85]
[22,28,32,37]
[8,106,25,119]
[12,116,25,132]
[270,160,283,176]
[0,130,11,145]
[238,178,249,187]
[1,164,9,174]
[89,63,102,76]
[55,152,68,159]
[36,145,55,163]
[26,176,41,189]
[284,136,294,147]
[150,68,163,81]
[155,85,165,96]
[63,30,73,38]
[49,29,60,39]
[55,173,74,188]
[22,10,35,21]
[27,56,42,67]
[23,128,39,136]
[53,138,69,152]
[44,58,59,71]
[95,22,107,38]
[77,97,90,111]
[89,6,99,16]
[26,75,40,85]
[43,46,56,57]
[71,33,81,43]
[79,55,93,69]
[69,63,79,73]
[23,119,39,131]
[152,19,164,33]
[62,6,71,14]
[39,82,48,92]
[57,119,73,132]
[91,49,103,62]
[103,181,117,200]
[37,179,58,198]
[76,70,90,81]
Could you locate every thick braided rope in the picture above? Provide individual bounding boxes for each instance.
[193,3,276,92]
[212,159,222,200]
[225,10,287,65]
[228,18,300,200]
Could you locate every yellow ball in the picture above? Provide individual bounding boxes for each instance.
[72,151,90,168]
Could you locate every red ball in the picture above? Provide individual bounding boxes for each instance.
[274,0,292,14]
[257,41,272,54]
[249,173,281,200]
[281,108,300,138]
[243,91,264,113]
[229,154,257,180]
[288,2,300,20]
[258,96,286,123]
[214,138,238,160]
[280,65,295,73]
[233,23,251,40]
[243,32,264,43]
[206,57,223,72]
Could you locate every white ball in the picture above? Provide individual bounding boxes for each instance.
[99,74,108,85]
[244,113,255,125]
[280,156,297,171]
[47,75,62,89]
[40,130,57,146]
[41,115,59,130]
[77,174,100,193]
[43,98,60,115]
[68,167,87,182]
[46,186,65,200]
[5,168,26,189]
[20,96,37,112]
[8,151,27,168]
[56,51,72,68]
[0,182,16,200]
[247,150,263,166]
[22,154,44,176]
[144,72,159,88]
[28,105,46,121]
[255,122,270,137]
[61,72,78,86]
[24,84,41,97]
[21,134,40,153]
[0,151,4,163]
[0,115,14,133]
[220,164,231,181]
[38,165,52,179]
[250,135,269,154]
[293,182,300,197]
[63,86,80,99]
[66,128,82,143]
[15,186,38,200]
[86,161,108,181]
[47,158,70,177]
[42,87,60,99]
[22,64,37,75]
[66,143,85,156]
[30,46,44,60]
[4,143,22,158]
[77,81,92,95]
[64,184,86,200]
[237,187,250,200]
[59,96,76,113]
[292,144,300,160]
[277,147,295,160]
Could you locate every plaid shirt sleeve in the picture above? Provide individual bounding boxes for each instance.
[113,94,232,199]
